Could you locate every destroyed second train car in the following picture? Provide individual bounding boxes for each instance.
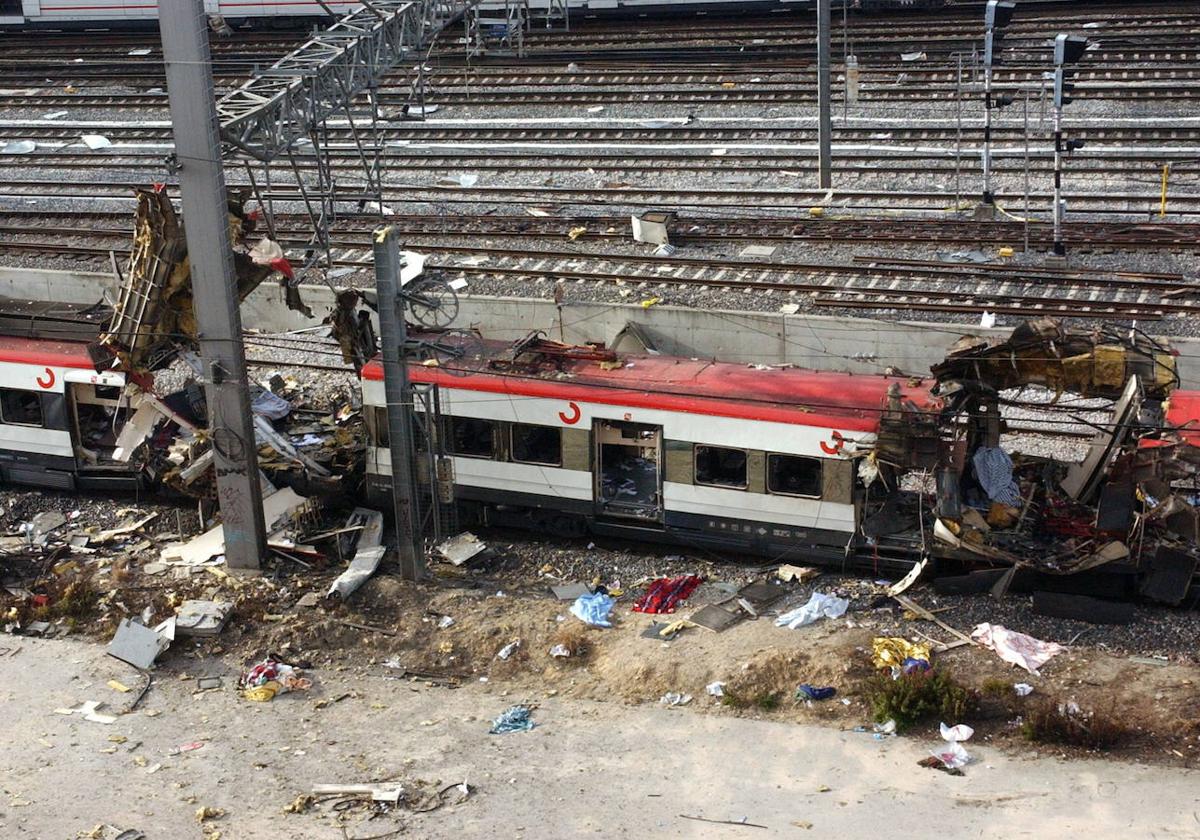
[361,327,1200,601]
[361,333,942,564]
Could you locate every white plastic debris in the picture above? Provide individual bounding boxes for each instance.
[931,740,972,770]
[42,110,68,120]
[81,134,112,150]
[774,592,850,629]
[874,719,897,736]
[939,722,974,743]
[979,310,996,329]
[586,105,605,113]
[437,615,455,630]
[706,681,726,698]
[1014,683,1034,697]
[659,692,692,707]
[129,47,153,55]
[549,644,571,658]
[497,640,520,660]
[1,140,35,155]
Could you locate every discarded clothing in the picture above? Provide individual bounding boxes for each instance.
[489,705,535,734]
[971,622,1065,674]
[632,575,703,614]
[240,658,311,702]
[774,592,849,629]
[871,637,933,670]
[796,684,837,701]
[570,591,616,628]
[972,446,1021,507]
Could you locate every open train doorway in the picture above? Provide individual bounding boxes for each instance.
[594,419,663,522]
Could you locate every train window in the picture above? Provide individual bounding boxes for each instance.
[767,454,823,498]
[94,385,123,402]
[511,423,561,466]
[694,445,748,489]
[0,389,43,427]
[448,417,495,458]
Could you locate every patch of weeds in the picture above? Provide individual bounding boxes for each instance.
[1020,699,1128,750]
[722,687,783,711]
[980,677,1012,697]
[33,575,100,623]
[863,669,978,733]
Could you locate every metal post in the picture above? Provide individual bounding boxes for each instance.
[1023,93,1030,254]
[1052,102,1065,257]
[841,0,848,123]
[373,226,425,581]
[982,61,994,205]
[817,0,832,189]
[160,0,265,571]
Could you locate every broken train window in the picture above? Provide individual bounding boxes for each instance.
[0,388,44,427]
[447,416,495,458]
[694,445,748,489]
[511,423,561,466]
[767,453,822,498]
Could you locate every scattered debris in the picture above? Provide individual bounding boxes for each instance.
[107,618,172,670]
[660,691,692,707]
[687,603,741,633]
[326,509,385,599]
[569,591,615,627]
[632,575,703,614]
[706,681,726,698]
[496,640,521,660]
[776,564,818,584]
[550,582,591,601]
[240,658,311,702]
[489,705,535,734]
[774,592,849,629]
[54,700,117,724]
[796,684,837,702]
[175,600,233,637]
[434,531,488,567]
[971,623,1066,674]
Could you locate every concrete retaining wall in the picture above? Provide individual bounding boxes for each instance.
[3,265,1198,387]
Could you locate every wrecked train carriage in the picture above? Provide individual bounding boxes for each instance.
[361,333,943,568]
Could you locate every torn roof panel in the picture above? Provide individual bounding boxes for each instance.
[362,337,941,432]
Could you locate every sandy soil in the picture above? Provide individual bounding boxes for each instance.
[2,636,1200,840]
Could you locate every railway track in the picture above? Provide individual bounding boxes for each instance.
[3,230,1194,321]
[4,212,1198,252]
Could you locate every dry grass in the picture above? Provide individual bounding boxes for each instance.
[548,623,592,664]
[721,650,809,712]
[1020,698,1130,750]
[862,669,978,733]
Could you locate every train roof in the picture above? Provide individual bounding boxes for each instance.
[0,298,112,344]
[0,334,100,370]
[363,340,940,432]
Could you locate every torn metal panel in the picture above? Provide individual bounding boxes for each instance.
[326,508,386,600]
[96,187,308,372]
[111,397,164,462]
[1060,375,1142,502]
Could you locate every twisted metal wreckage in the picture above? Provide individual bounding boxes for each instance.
[87,187,361,509]
[868,318,1198,605]
[5,186,1196,604]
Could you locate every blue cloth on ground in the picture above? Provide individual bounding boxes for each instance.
[570,591,615,627]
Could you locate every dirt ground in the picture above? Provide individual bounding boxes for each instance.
[3,635,1200,840]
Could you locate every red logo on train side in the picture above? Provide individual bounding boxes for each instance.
[35,367,55,389]
[558,401,581,425]
[819,430,846,456]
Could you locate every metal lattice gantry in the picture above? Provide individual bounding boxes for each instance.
[217,0,473,162]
